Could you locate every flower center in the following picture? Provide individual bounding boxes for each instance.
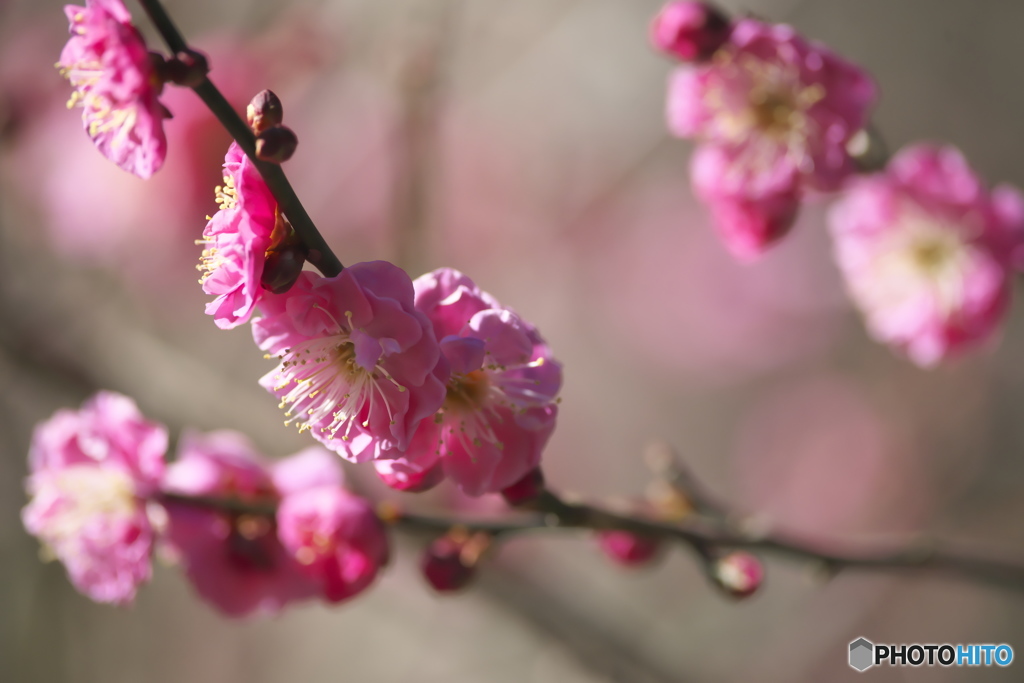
[38,466,138,551]
[444,370,491,414]
[862,209,976,318]
[707,53,825,174]
[268,316,407,442]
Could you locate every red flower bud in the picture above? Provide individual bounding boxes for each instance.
[421,535,477,592]
[255,125,298,163]
[711,551,764,598]
[247,89,283,134]
[261,244,307,294]
[597,530,663,567]
[165,49,209,88]
[650,2,731,62]
[500,468,546,507]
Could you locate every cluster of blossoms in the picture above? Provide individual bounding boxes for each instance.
[33,0,1024,620]
[248,262,562,497]
[653,2,1024,365]
[23,392,389,615]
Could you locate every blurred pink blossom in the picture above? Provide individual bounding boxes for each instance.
[277,486,389,603]
[667,18,876,257]
[22,391,168,605]
[379,269,561,496]
[198,142,279,329]
[160,431,344,617]
[58,0,168,178]
[829,144,1024,366]
[253,264,446,463]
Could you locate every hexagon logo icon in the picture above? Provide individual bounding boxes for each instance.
[849,637,874,672]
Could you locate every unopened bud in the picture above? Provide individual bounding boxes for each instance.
[247,90,283,134]
[650,2,731,62]
[500,468,546,507]
[261,244,307,294]
[255,125,298,163]
[165,49,209,87]
[421,532,489,593]
[597,529,663,567]
[711,551,764,598]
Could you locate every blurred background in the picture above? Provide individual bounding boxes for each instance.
[3,0,1024,680]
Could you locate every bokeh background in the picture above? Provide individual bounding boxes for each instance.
[3,0,1024,680]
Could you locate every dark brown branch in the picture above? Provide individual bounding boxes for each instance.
[162,481,1024,593]
[135,0,344,277]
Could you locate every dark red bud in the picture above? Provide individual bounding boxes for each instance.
[165,49,209,88]
[500,468,546,507]
[255,125,298,163]
[650,1,731,62]
[421,536,476,592]
[261,244,307,294]
[247,90,284,134]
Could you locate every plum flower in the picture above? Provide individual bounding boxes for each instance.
[22,391,168,605]
[160,432,347,616]
[198,142,281,329]
[277,487,389,603]
[376,268,562,496]
[667,19,876,258]
[829,144,1024,366]
[58,0,168,178]
[252,263,447,462]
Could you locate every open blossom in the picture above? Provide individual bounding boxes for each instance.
[22,391,167,605]
[376,268,562,496]
[198,142,281,329]
[667,19,876,257]
[277,487,389,603]
[58,0,168,178]
[829,144,1024,366]
[161,432,349,616]
[253,263,447,462]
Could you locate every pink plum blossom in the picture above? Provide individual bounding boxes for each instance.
[829,144,1024,366]
[160,431,346,617]
[379,268,562,496]
[58,0,168,178]
[252,263,447,462]
[22,391,168,605]
[198,141,281,329]
[667,18,876,258]
[277,487,389,603]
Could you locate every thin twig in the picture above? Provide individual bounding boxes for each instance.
[135,0,344,277]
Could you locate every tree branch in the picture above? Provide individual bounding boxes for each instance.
[135,0,344,277]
